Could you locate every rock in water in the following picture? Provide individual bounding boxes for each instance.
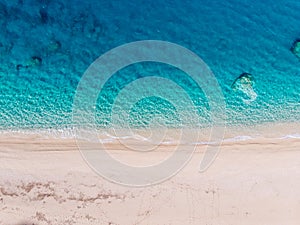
[28,56,42,67]
[39,6,48,24]
[17,56,42,72]
[231,73,257,103]
[291,39,300,59]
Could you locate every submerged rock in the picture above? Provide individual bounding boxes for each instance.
[28,56,42,67]
[47,39,61,53]
[16,56,42,72]
[231,73,257,103]
[232,73,254,89]
[39,6,49,24]
[291,39,300,59]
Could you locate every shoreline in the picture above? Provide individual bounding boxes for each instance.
[0,121,299,147]
[0,122,300,139]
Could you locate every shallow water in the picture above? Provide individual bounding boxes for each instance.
[0,0,299,139]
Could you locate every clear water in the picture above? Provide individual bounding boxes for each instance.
[0,0,300,136]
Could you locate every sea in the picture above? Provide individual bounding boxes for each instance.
[0,0,299,141]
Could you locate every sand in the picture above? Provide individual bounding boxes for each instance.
[0,128,300,225]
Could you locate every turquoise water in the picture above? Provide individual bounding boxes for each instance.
[0,0,300,133]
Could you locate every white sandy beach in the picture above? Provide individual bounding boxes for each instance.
[0,125,300,225]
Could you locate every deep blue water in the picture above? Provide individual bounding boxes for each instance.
[0,0,300,131]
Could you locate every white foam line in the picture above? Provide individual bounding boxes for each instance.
[1,128,300,144]
[279,134,300,140]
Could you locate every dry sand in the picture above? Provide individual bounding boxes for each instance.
[0,127,300,225]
